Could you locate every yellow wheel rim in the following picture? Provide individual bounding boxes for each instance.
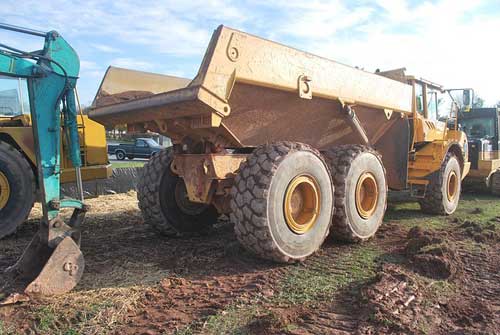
[447,171,458,202]
[355,172,378,219]
[284,174,321,235]
[0,171,10,210]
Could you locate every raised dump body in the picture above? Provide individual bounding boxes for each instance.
[91,26,412,189]
[90,25,468,264]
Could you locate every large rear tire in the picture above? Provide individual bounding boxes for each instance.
[419,152,461,215]
[324,145,387,242]
[0,141,36,239]
[137,148,218,236]
[230,142,334,263]
[490,170,500,196]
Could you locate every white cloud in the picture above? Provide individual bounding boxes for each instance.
[1,0,499,104]
[266,0,500,104]
[0,0,246,56]
[92,44,121,54]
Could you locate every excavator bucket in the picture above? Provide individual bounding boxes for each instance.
[92,66,191,109]
[11,233,84,296]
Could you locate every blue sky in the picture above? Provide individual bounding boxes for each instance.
[1,0,500,105]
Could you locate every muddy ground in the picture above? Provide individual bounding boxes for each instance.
[0,192,499,335]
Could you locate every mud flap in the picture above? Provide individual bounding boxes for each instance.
[12,234,84,296]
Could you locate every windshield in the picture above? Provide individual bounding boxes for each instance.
[461,117,496,139]
[0,76,30,117]
[144,138,160,147]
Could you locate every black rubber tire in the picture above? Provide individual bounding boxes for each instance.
[323,145,387,242]
[0,141,36,239]
[490,170,500,196]
[127,156,134,160]
[419,152,461,215]
[115,150,126,160]
[137,148,218,236]
[230,142,334,263]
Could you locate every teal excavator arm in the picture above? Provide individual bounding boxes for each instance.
[0,23,87,295]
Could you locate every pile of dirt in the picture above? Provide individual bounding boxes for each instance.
[458,220,499,243]
[360,264,431,334]
[244,311,293,335]
[405,227,460,280]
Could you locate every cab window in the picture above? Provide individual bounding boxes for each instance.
[136,140,147,147]
[415,83,424,115]
[426,89,438,121]
[0,76,30,116]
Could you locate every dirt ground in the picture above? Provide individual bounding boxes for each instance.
[0,191,499,335]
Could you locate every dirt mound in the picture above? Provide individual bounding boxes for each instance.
[361,264,428,334]
[405,227,460,280]
[459,220,499,243]
[244,311,292,335]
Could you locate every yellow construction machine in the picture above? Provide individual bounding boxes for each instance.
[0,85,111,239]
[90,26,471,263]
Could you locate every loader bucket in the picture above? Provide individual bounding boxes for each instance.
[10,233,84,296]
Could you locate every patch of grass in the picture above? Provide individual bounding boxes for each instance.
[0,321,17,335]
[202,303,262,335]
[174,325,194,335]
[33,306,57,333]
[385,202,448,229]
[453,193,500,226]
[25,286,145,335]
[111,161,145,168]
[277,246,382,305]
[385,193,500,231]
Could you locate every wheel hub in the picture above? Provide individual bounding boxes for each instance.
[355,172,378,219]
[447,170,458,202]
[284,174,320,235]
[0,171,10,210]
[174,179,208,216]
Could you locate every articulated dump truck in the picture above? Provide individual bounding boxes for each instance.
[90,26,470,263]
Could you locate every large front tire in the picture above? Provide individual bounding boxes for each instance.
[324,145,387,242]
[490,170,500,196]
[137,148,218,236]
[230,142,334,263]
[0,141,36,239]
[419,152,461,215]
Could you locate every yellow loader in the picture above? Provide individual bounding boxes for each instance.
[0,102,111,239]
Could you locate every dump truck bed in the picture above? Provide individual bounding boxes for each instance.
[90,25,413,189]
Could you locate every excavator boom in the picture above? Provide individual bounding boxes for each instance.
[0,23,86,295]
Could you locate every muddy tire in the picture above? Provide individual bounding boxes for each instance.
[490,170,500,196]
[230,142,334,263]
[137,148,218,236]
[0,141,36,239]
[324,145,387,242]
[419,152,461,215]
